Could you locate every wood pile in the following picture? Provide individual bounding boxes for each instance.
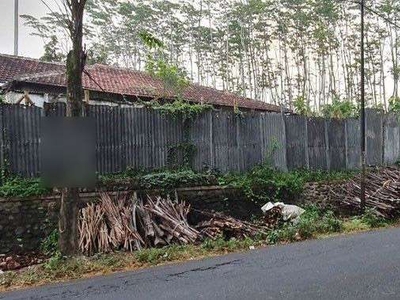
[302,167,400,219]
[79,194,144,255]
[79,193,280,255]
[79,194,202,255]
[194,210,270,240]
[137,196,201,247]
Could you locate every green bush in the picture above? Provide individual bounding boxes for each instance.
[0,177,51,198]
[361,209,388,228]
[220,166,305,204]
[40,229,59,256]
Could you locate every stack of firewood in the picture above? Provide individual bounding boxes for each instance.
[331,167,400,218]
[194,210,270,240]
[301,167,400,219]
[137,196,201,247]
[79,194,144,255]
[79,193,280,255]
[79,194,202,255]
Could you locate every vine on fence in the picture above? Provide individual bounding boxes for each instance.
[167,142,197,169]
[143,100,212,121]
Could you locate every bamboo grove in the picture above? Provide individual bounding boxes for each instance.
[22,0,400,115]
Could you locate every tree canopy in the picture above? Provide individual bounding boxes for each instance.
[22,0,400,114]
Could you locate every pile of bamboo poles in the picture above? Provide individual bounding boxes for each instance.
[303,167,400,219]
[79,194,202,255]
[79,194,144,255]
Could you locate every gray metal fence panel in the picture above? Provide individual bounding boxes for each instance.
[260,112,287,170]
[307,118,328,170]
[87,105,124,174]
[327,119,346,170]
[238,112,262,171]
[43,102,66,117]
[122,108,184,171]
[383,113,400,165]
[346,118,361,169]
[189,111,212,171]
[3,105,41,177]
[212,110,239,173]
[285,115,307,170]
[366,109,383,166]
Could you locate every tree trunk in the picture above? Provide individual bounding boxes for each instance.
[59,0,86,257]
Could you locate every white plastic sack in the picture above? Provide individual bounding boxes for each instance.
[261,202,305,224]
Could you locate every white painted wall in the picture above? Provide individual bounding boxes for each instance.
[3,91,144,109]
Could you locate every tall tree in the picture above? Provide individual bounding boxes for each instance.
[59,0,87,256]
[23,0,400,113]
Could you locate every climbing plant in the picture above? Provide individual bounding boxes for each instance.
[167,142,197,169]
[144,100,212,121]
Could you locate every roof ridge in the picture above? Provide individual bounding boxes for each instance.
[0,53,65,67]
[16,70,65,81]
[91,63,152,75]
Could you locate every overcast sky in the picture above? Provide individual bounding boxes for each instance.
[0,0,55,58]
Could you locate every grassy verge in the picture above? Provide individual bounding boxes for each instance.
[0,207,394,292]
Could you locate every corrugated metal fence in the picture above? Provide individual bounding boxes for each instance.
[0,104,396,177]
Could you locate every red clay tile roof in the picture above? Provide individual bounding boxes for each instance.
[0,54,284,112]
[0,54,64,84]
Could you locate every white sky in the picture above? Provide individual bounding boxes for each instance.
[0,0,56,58]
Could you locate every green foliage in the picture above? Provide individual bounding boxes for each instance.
[321,98,358,119]
[219,166,355,204]
[135,247,171,264]
[146,59,190,95]
[100,169,217,191]
[40,229,59,256]
[0,95,5,104]
[139,31,165,50]
[293,96,312,116]
[140,31,189,98]
[43,252,64,272]
[0,177,51,198]
[361,209,388,228]
[167,143,197,168]
[264,137,281,167]
[219,166,305,204]
[146,100,212,120]
[389,96,400,113]
[297,207,343,238]
[139,170,215,191]
[40,35,65,62]
[201,237,256,252]
[294,169,356,183]
[268,206,343,243]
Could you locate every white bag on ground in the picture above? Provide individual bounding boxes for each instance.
[261,202,305,224]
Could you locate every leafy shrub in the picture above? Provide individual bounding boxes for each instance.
[389,96,400,113]
[361,209,388,228]
[293,96,312,116]
[139,170,215,190]
[100,169,216,191]
[220,166,305,204]
[40,229,59,256]
[321,98,358,119]
[0,177,51,198]
[297,207,343,239]
[219,166,354,204]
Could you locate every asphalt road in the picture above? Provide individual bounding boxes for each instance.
[2,228,400,300]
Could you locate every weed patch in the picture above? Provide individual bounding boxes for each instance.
[0,177,51,198]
